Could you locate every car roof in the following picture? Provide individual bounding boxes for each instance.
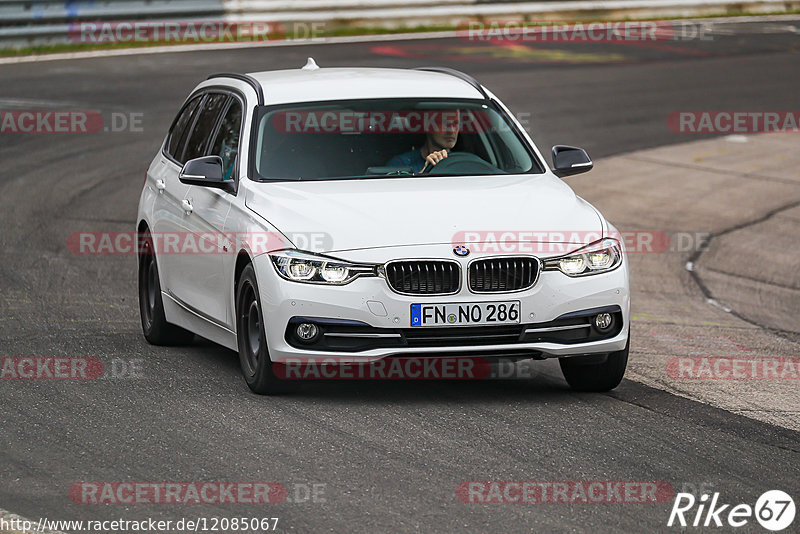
[242,66,487,105]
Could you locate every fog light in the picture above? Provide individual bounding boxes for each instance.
[595,313,613,331]
[296,323,319,342]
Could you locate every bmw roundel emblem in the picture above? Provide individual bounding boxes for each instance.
[453,245,470,257]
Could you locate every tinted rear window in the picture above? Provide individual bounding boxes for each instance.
[183,93,229,162]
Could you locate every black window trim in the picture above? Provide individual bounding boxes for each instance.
[206,73,264,105]
[162,85,248,195]
[247,96,545,183]
[175,93,208,164]
[180,91,231,165]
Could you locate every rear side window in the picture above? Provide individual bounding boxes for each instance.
[183,93,229,163]
[166,95,202,163]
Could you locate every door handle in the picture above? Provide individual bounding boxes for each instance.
[155,179,166,191]
[181,199,193,214]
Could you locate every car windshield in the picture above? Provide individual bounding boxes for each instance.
[251,98,543,181]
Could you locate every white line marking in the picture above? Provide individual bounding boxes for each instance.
[0,98,83,108]
[707,298,732,313]
[725,135,749,143]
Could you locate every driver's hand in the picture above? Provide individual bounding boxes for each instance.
[425,149,448,167]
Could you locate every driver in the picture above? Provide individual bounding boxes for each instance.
[386,111,460,173]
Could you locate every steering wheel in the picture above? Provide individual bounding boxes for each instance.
[422,152,501,175]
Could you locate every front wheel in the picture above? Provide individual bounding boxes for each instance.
[236,263,295,395]
[559,334,629,392]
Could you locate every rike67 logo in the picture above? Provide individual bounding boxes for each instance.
[668,490,795,531]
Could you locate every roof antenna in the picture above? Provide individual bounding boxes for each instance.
[302,57,320,71]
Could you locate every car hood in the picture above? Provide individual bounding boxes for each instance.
[244,174,603,254]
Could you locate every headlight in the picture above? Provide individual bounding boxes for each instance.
[545,238,622,277]
[270,250,377,285]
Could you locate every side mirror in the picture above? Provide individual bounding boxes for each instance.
[551,145,593,177]
[179,156,234,192]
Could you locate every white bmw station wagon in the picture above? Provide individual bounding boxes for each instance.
[137,59,630,394]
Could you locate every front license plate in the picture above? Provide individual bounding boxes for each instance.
[410,301,521,327]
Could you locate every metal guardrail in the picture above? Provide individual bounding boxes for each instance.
[1,0,797,49]
[0,0,226,47]
[0,0,224,23]
[3,0,445,48]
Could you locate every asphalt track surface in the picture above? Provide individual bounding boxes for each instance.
[1,18,799,533]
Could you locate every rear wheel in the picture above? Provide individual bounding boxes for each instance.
[236,263,295,395]
[138,231,195,345]
[559,334,629,392]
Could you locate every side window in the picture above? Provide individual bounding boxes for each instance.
[182,93,228,163]
[210,98,243,181]
[166,95,202,162]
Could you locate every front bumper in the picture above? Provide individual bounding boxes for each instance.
[252,249,629,363]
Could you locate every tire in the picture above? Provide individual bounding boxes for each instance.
[235,263,295,395]
[559,334,629,392]
[138,231,195,346]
